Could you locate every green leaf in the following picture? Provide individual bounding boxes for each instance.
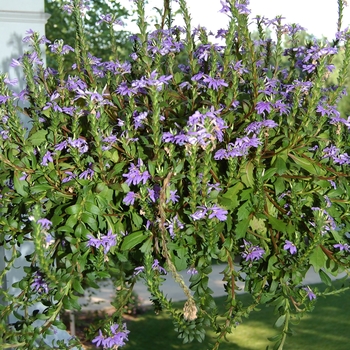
[72,279,85,294]
[111,162,126,176]
[309,246,326,272]
[274,177,285,195]
[274,314,286,328]
[241,161,254,188]
[268,216,287,233]
[52,320,67,330]
[121,231,148,251]
[319,269,332,286]
[31,184,52,193]
[81,212,98,231]
[267,255,278,273]
[85,201,102,216]
[262,167,277,181]
[237,201,250,221]
[27,129,48,146]
[13,172,28,197]
[65,204,82,215]
[57,225,74,233]
[235,218,250,239]
[140,238,152,254]
[289,153,324,175]
[132,212,143,229]
[222,182,243,202]
[74,223,87,238]
[174,256,187,271]
[275,156,287,175]
[268,333,282,343]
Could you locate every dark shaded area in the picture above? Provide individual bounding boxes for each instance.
[44,0,133,69]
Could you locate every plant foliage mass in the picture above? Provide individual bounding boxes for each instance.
[1,0,350,349]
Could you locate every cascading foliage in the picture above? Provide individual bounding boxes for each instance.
[1,0,350,349]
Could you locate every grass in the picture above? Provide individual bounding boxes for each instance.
[67,282,350,350]
[123,283,350,350]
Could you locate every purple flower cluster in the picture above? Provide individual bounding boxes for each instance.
[31,272,49,294]
[133,111,148,130]
[187,267,198,275]
[241,240,265,262]
[79,167,94,180]
[214,117,277,160]
[97,13,124,26]
[245,120,278,135]
[123,191,137,206]
[214,136,261,159]
[162,107,227,149]
[310,207,337,234]
[92,323,129,348]
[190,70,228,91]
[54,137,89,154]
[284,39,338,74]
[164,215,184,239]
[329,115,350,129]
[303,286,316,300]
[124,70,172,94]
[41,151,54,166]
[87,230,117,254]
[133,259,167,276]
[334,243,350,252]
[191,205,228,222]
[147,28,184,57]
[122,159,150,186]
[283,240,297,254]
[62,0,90,14]
[37,218,53,230]
[152,259,167,274]
[322,145,350,165]
[147,184,161,203]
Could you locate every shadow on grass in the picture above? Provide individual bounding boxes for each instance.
[124,283,350,350]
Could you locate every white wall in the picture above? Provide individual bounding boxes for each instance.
[0,0,49,79]
[0,1,78,348]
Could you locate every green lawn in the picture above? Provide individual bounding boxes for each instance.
[124,283,350,350]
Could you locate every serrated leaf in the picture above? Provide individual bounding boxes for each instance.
[27,129,48,146]
[268,216,287,233]
[237,201,250,221]
[121,231,147,250]
[132,212,143,228]
[309,246,326,272]
[66,214,78,228]
[275,156,287,175]
[268,255,278,273]
[174,256,187,271]
[140,238,152,254]
[221,182,244,211]
[235,218,250,239]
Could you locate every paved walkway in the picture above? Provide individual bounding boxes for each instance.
[78,265,347,312]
